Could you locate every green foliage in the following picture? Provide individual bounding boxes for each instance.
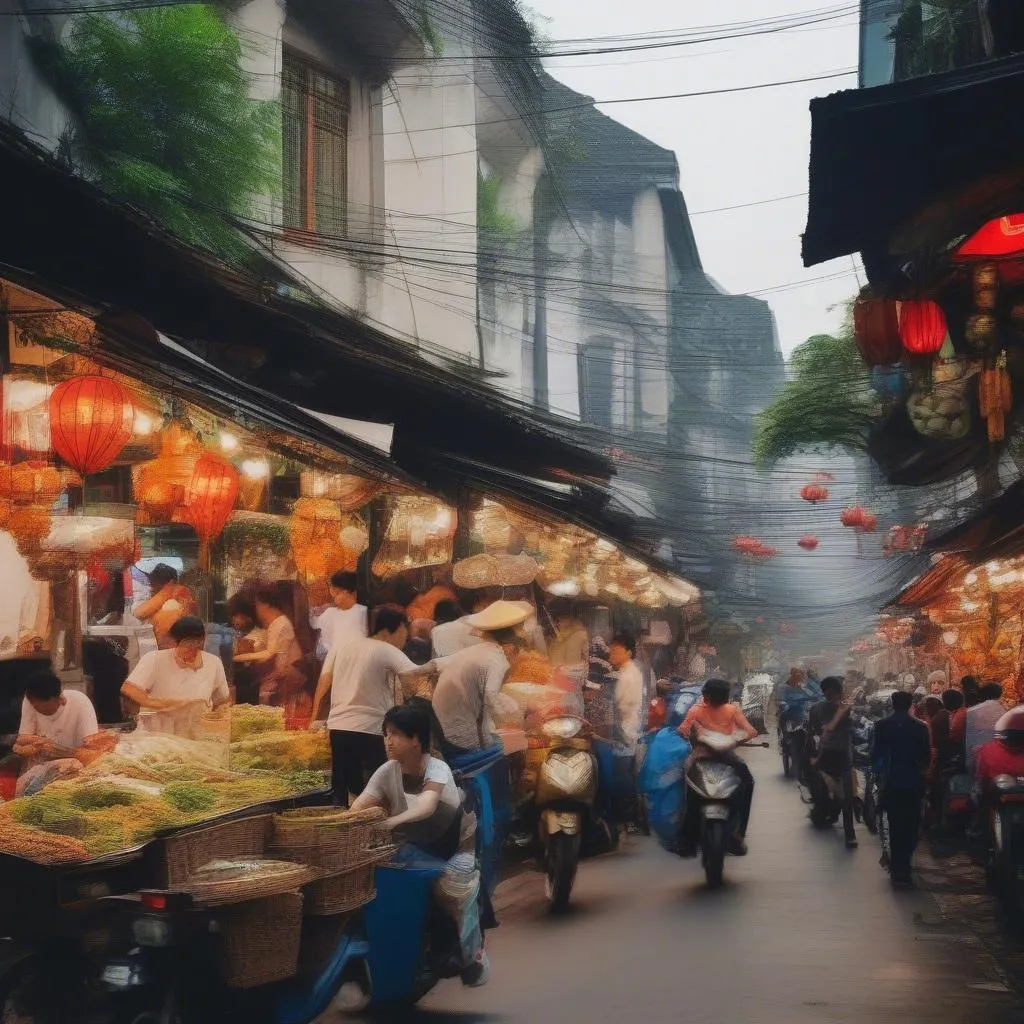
[477,174,520,248]
[28,5,280,261]
[413,0,445,56]
[753,326,878,468]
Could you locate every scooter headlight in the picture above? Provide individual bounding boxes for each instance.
[541,717,583,740]
[994,773,1021,791]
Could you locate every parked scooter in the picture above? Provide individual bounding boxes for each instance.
[983,773,1024,916]
[779,717,807,781]
[517,714,598,910]
[852,715,878,835]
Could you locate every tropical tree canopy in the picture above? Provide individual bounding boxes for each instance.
[29,5,279,260]
[753,326,878,468]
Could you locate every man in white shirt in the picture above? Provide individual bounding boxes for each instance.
[609,633,644,752]
[122,616,230,735]
[431,599,481,659]
[310,571,368,661]
[966,683,1008,772]
[312,605,433,804]
[14,670,99,760]
[432,600,532,754]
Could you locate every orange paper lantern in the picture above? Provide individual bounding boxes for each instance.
[180,454,239,545]
[49,376,134,475]
[135,423,203,524]
[800,484,829,504]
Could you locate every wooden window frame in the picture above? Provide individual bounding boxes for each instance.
[282,49,350,240]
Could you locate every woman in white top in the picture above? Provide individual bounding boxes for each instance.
[122,616,230,734]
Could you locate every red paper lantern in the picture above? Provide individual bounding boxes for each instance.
[733,535,760,554]
[798,535,820,551]
[954,215,1024,261]
[853,297,902,365]
[800,484,829,504]
[180,453,239,547]
[840,505,866,529]
[899,300,947,355]
[49,376,134,475]
[860,512,878,534]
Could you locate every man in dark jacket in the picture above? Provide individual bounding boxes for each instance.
[873,690,931,889]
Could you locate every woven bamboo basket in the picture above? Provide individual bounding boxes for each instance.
[495,552,539,587]
[218,892,303,989]
[158,814,274,888]
[303,846,395,916]
[453,554,499,589]
[182,860,315,907]
[273,806,386,868]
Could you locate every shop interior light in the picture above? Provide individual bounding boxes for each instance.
[6,378,51,411]
[133,411,155,436]
[219,432,239,452]
[965,571,979,585]
[240,459,270,480]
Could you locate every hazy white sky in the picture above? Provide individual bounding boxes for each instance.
[533,0,862,354]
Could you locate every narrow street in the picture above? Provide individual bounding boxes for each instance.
[412,747,1022,1024]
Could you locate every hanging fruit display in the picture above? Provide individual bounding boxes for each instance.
[852,296,902,365]
[49,375,134,476]
[899,299,947,355]
[979,353,1013,443]
[797,535,819,551]
[972,264,999,311]
[906,337,972,440]
[800,484,829,503]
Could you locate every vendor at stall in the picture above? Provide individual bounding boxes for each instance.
[545,598,589,671]
[233,587,306,706]
[14,670,100,762]
[432,600,531,755]
[121,616,230,732]
[133,564,197,650]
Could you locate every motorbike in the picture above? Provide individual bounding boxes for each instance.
[778,716,807,781]
[807,734,849,830]
[852,717,879,835]
[984,772,1024,916]
[92,854,483,1023]
[517,714,598,910]
[685,731,767,888]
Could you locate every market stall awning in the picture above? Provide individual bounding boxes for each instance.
[893,555,970,608]
[929,478,1024,561]
[803,52,1024,276]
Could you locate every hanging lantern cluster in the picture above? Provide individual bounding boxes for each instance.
[372,497,456,579]
[883,524,928,556]
[299,471,379,511]
[733,535,777,559]
[134,423,203,524]
[800,483,829,504]
[840,505,878,533]
[290,498,347,585]
[899,299,947,355]
[49,375,134,476]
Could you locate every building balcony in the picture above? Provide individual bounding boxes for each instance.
[861,0,1024,87]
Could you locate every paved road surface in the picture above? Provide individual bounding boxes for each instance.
[405,746,1022,1023]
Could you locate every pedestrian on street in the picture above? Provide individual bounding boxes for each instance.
[872,690,931,889]
[808,676,858,848]
[966,683,1005,773]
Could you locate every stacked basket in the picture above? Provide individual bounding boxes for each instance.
[272,806,395,915]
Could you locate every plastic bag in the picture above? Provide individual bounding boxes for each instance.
[637,727,691,851]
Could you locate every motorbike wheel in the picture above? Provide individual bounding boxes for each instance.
[809,804,831,829]
[545,832,581,911]
[702,819,727,889]
[0,956,59,1024]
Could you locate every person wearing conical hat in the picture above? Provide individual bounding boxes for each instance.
[432,600,532,755]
